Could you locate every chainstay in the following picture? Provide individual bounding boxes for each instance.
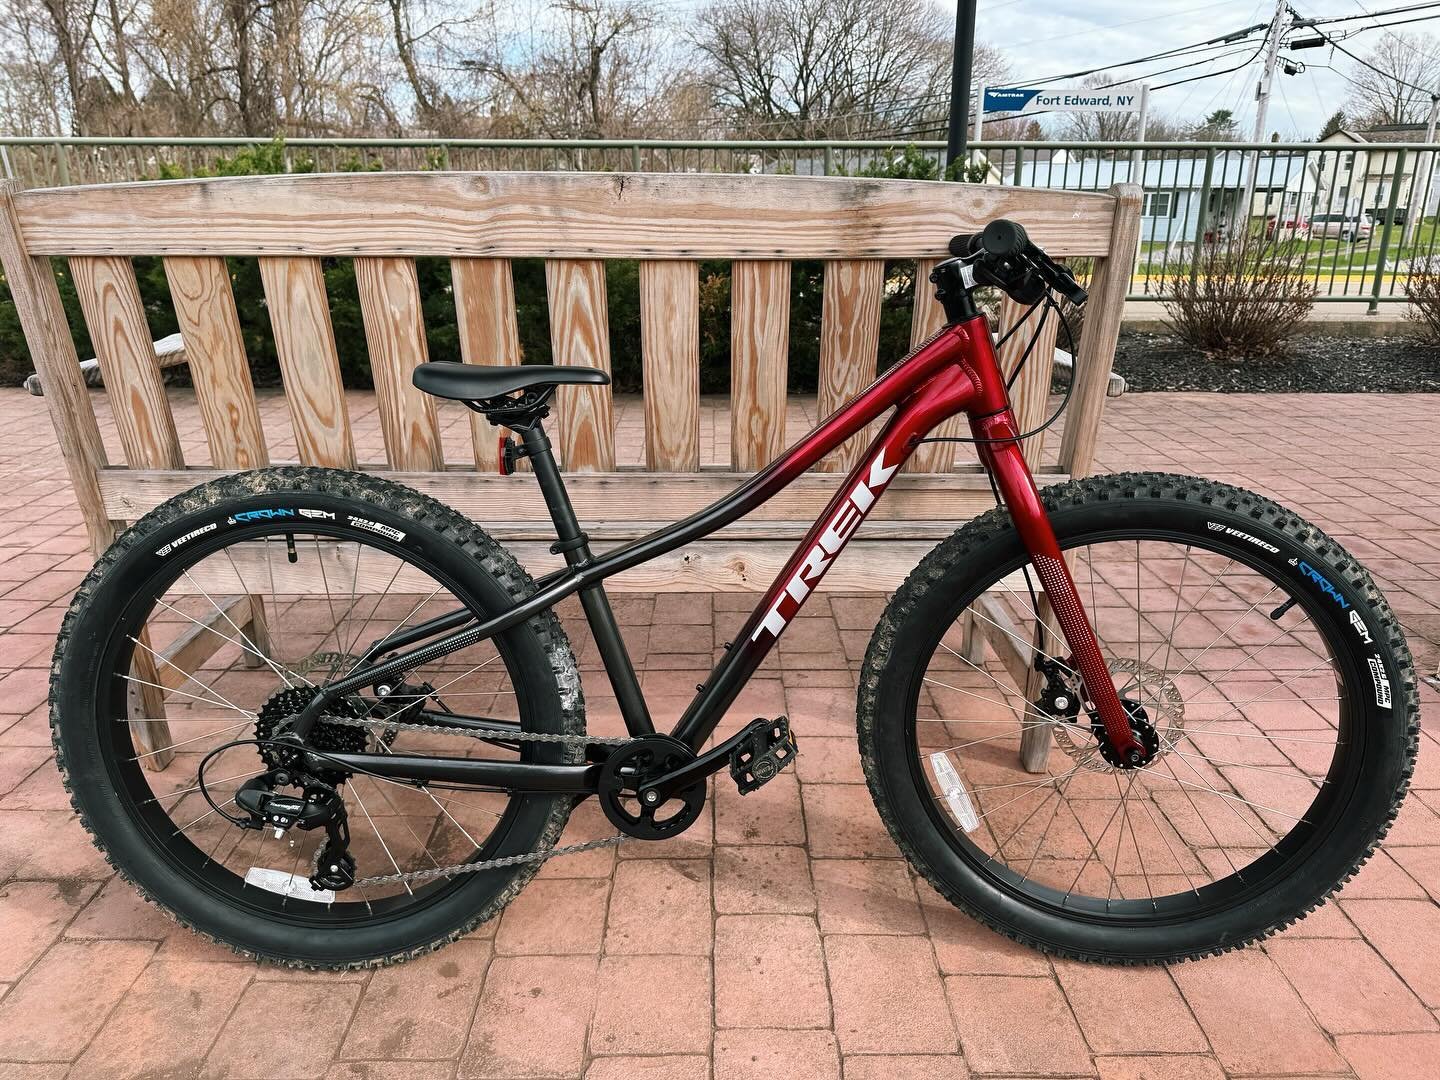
[312,714,631,887]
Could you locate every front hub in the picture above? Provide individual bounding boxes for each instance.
[1093,701,1160,769]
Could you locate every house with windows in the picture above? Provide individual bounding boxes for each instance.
[1317,126,1440,220]
[1015,152,1321,243]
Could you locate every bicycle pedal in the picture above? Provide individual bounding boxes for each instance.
[729,717,798,795]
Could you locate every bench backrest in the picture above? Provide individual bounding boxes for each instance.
[0,172,1140,591]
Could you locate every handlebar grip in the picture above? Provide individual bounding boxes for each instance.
[948,219,1031,260]
[947,232,982,258]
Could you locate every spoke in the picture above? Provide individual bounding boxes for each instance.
[1163,582,1282,685]
[342,584,444,679]
[143,769,259,804]
[127,633,254,719]
[372,740,487,846]
[971,765,1087,823]
[921,675,1058,731]
[1064,787,1129,900]
[1142,553,1236,675]
[363,775,443,871]
[347,782,414,896]
[1166,747,1327,782]
[1145,760,1310,825]
[128,718,255,761]
[1169,726,1342,745]
[1136,792,1202,896]
[1149,543,1193,705]
[341,557,407,667]
[172,797,236,837]
[1020,769,1079,879]
[156,591,307,689]
[119,674,254,715]
[427,653,504,697]
[1107,770,1139,907]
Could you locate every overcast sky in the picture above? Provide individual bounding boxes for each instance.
[970,0,1358,139]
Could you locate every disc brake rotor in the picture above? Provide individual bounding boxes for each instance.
[1053,657,1185,771]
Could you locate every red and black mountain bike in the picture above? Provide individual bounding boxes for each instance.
[50,221,1418,968]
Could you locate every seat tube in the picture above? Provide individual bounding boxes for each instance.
[519,426,654,736]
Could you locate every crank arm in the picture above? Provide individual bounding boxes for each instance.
[640,718,773,802]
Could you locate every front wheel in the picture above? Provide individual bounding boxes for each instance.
[859,472,1418,963]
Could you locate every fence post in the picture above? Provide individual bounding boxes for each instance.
[630,143,641,171]
[823,145,834,176]
[1370,147,1407,315]
[52,141,70,186]
[1191,148,1215,286]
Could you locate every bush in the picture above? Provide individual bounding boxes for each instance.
[1404,256,1440,342]
[1161,241,1317,361]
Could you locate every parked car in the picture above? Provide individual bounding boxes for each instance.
[1266,213,1309,239]
[1310,213,1372,242]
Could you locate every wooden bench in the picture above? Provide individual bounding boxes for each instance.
[0,172,1141,768]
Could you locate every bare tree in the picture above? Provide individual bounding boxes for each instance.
[1342,31,1440,126]
[1060,76,1145,143]
[689,0,960,139]
[470,0,678,138]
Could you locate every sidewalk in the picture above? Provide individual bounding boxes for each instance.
[0,386,1437,1079]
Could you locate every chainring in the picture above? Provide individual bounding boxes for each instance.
[597,735,706,840]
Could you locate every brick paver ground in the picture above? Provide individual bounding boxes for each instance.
[0,385,1437,1080]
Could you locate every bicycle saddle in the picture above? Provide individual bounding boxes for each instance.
[412,362,609,401]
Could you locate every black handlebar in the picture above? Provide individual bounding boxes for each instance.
[947,220,1088,307]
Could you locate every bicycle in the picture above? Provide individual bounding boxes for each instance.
[49,220,1418,968]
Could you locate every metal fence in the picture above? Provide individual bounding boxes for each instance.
[3,135,1434,307]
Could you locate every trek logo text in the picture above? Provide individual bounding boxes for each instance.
[752,450,900,641]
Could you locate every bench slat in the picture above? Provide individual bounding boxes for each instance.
[730,261,790,471]
[452,257,521,472]
[816,259,884,473]
[258,256,356,468]
[14,173,1120,258]
[101,467,1066,525]
[640,260,700,471]
[546,258,615,471]
[71,255,184,470]
[355,256,443,471]
[164,256,268,470]
[1061,183,1142,476]
[997,293,1061,466]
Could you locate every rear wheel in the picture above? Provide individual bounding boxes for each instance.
[859,472,1418,963]
[51,467,583,969]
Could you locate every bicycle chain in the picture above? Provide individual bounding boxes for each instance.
[306,714,633,888]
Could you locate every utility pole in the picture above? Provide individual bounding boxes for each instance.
[1403,94,1439,248]
[1239,0,1289,235]
[947,1,978,175]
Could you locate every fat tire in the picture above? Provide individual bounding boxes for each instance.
[51,467,585,969]
[858,471,1419,964]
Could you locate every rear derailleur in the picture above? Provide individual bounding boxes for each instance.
[234,769,356,892]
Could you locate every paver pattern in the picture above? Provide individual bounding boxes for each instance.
[0,385,1437,1080]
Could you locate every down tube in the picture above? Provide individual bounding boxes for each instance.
[670,363,977,750]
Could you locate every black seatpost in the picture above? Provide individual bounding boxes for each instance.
[518,424,654,737]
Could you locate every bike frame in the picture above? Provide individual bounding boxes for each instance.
[308,293,1143,793]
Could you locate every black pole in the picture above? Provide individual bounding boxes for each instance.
[947,0,978,169]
